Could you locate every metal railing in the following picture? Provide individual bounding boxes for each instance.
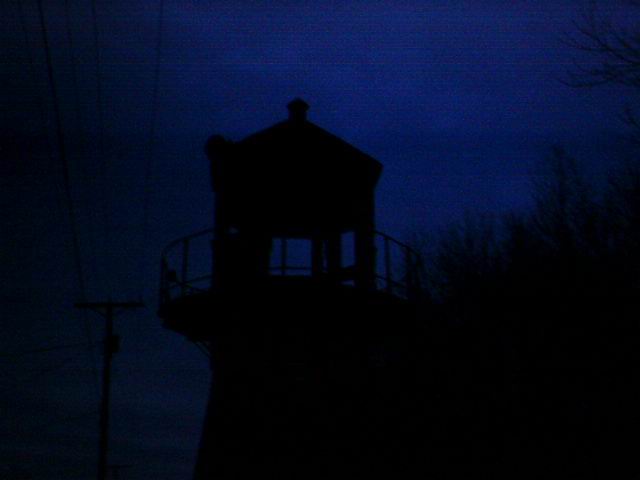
[159,229,425,308]
[374,230,426,300]
[160,228,213,306]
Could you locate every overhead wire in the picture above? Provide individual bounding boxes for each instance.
[33,0,100,401]
[63,0,99,295]
[2,356,79,386]
[139,0,167,297]
[14,0,52,172]
[89,0,113,297]
[61,0,102,401]
[0,341,102,360]
[14,409,100,441]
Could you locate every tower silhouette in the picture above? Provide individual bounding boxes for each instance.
[159,99,425,479]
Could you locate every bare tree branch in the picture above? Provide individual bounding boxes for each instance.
[565,2,640,141]
[565,3,640,88]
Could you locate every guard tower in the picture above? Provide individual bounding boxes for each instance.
[159,99,425,480]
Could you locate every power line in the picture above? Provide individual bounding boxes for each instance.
[34,0,100,400]
[61,0,102,400]
[139,0,166,296]
[89,0,112,297]
[63,0,99,287]
[0,341,101,359]
[14,409,101,445]
[1,355,79,387]
[14,0,54,177]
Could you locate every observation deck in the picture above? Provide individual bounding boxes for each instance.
[158,229,425,340]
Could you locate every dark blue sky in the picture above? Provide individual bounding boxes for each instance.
[1,1,637,478]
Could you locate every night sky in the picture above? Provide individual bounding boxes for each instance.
[1,1,637,478]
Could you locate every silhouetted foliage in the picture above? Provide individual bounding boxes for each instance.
[567,3,640,88]
[566,2,640,142]
[415,146,640,478]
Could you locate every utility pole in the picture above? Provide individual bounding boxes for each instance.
[75,301,144,480]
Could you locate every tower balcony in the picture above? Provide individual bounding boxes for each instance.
[158,229,425,339]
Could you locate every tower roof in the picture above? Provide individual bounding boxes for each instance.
[207,99,383,235]
[232,99,382,187]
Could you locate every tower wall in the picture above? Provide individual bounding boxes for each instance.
[190,280,422,480]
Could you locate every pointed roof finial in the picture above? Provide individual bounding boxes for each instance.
[287,98,309,122]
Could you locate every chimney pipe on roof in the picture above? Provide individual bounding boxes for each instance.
[287,98,309,122]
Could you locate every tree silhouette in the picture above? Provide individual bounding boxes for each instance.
[415,144,640,478]
[566,2,640,141]
[567,3,640,88]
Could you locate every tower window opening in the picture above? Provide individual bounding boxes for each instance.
[341,231,356,286]
[270,238,313,276]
